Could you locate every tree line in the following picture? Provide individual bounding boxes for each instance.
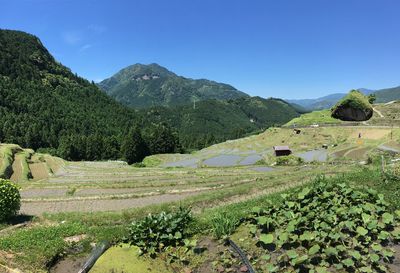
[56,123,181,163]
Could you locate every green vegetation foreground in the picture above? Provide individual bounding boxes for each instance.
[1,159,400,272]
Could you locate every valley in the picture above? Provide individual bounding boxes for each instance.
[0,15,399,273]
[1,111,399,272]
[0,100,397,217]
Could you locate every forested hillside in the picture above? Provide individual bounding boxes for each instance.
[98,63,248,108]
[0,30,156,161]
[141,96,299,149]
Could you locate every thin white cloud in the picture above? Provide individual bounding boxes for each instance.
[62,31,82,45]
[79,44,92,52]
[63,25,105,52]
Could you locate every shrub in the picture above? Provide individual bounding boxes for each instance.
[132,162,146,168]
[255,158,268,165]
[124,207,192,256]
[275,155,304,166]
[0,179,21,222]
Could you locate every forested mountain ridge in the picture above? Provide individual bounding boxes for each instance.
[373,86,400,103]
[0,29,140,159]
[0,29,300,161]
[141,96,300,149]
[97,63,301,148]
[97,63,249,108]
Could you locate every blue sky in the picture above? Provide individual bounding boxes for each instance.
[2,0,399,99]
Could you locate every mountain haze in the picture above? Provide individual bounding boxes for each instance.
[287,93,347,111]
[288,87,400,110]
[373,86,400,103]
[98,63,248,108]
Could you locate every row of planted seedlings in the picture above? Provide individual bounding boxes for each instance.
[106,171,400,273]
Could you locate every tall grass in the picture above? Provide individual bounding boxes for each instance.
[211,211,240,239]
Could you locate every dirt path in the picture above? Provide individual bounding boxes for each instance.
[20,192,201,215]
[373,107,384,118]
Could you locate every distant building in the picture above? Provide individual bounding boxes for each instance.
[273,146,292,156]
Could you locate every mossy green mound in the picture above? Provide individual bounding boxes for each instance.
[90,244,172,273]
[331,90,373,121]
[285,110,341,126]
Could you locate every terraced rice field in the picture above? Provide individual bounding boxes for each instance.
[18,160,351,216]
[345,147,372,160]
[331,146,356,158]
[2,125,399,217]
[150,126,400,166]
[9,154,24,182]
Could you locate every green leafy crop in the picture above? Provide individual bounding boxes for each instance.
[0,179,21,222]
[248,178,400,272]
[124,207,192,256]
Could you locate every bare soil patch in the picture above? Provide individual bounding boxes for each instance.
[195,237,221,273]
[351,129,390,140]
[49,256,86,273]
[388,244,400,273]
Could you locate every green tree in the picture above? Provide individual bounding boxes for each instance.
[368,94,377,104]
[102,136,121,159]
[57,135,86,161]
[121,126,148,164]
[85,134,104,161]
[145,123,180,154]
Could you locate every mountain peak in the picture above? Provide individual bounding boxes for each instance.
[98,63,248,108]
[123,63,176,78]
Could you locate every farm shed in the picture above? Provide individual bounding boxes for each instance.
[273,146,292,156]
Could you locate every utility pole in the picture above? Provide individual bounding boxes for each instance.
[192,96,197,110]
[391,117,394,140]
